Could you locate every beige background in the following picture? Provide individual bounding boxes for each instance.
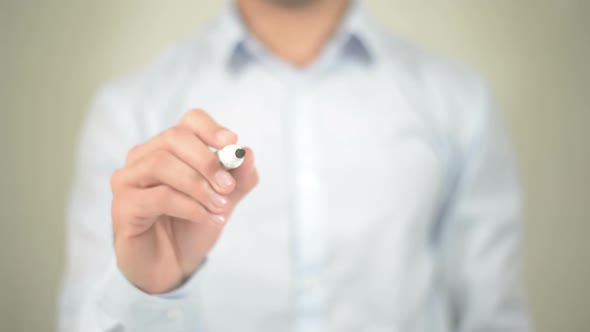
[1,0,589,331]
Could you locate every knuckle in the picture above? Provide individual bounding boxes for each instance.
[195,174,209,194]
[162,127,181,146]
[111,195,121,214]
[182,108,204,124]
[202,157,219,178]
[126,145,141,163]
[186,172,205,199]
[111,196,124,223]
[115,191,143,223]
[148,150,171,169]
[111,192,129,217]
[110,169,124,190]
[152,186,172,206]
[190,108,206,118]
[187,203,204,220]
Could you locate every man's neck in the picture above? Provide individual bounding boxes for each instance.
[236,0,351,67]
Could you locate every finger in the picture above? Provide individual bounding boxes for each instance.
[228,147,259,204]
[178,109,238,149]
[123,150,231,215]
[125,127,237,195]
[130,185,226,226]
[126,127,212,167]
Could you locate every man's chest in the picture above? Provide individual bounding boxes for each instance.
[146,74,446,258]
[147,72,451,326]
[201,76,445,223]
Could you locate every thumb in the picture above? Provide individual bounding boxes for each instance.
[229,147,258,204]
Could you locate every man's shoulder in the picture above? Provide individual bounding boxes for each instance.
[373,27,495,146]
[98,24,216,105]
[376,27,488,102]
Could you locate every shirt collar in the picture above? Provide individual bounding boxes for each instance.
[211,0,377,73]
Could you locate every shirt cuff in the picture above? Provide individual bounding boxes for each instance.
[97,260,203,331]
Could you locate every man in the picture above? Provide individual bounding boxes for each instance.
[59,0,530,331]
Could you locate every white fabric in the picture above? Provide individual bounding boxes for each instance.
[58,2,530,331]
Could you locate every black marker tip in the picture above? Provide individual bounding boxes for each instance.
[235,148,246,158]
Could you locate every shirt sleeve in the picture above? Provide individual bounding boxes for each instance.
[439,85,531,332]
[57,82,204,332]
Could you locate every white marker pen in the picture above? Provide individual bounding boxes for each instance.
[217,144,246,170]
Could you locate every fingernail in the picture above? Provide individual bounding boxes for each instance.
[210,214,226,224]
[216,129,236,144]
[214,170,235,188]
[210,192,228,208]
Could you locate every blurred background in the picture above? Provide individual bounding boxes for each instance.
[1,0,588,331]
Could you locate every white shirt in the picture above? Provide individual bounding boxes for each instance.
[59,2,530,331]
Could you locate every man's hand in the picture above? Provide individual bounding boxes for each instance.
[110,109,258,294]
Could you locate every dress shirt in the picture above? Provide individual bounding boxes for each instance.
[58,1,530,331]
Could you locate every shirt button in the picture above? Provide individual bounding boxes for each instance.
[166,307,182,320]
